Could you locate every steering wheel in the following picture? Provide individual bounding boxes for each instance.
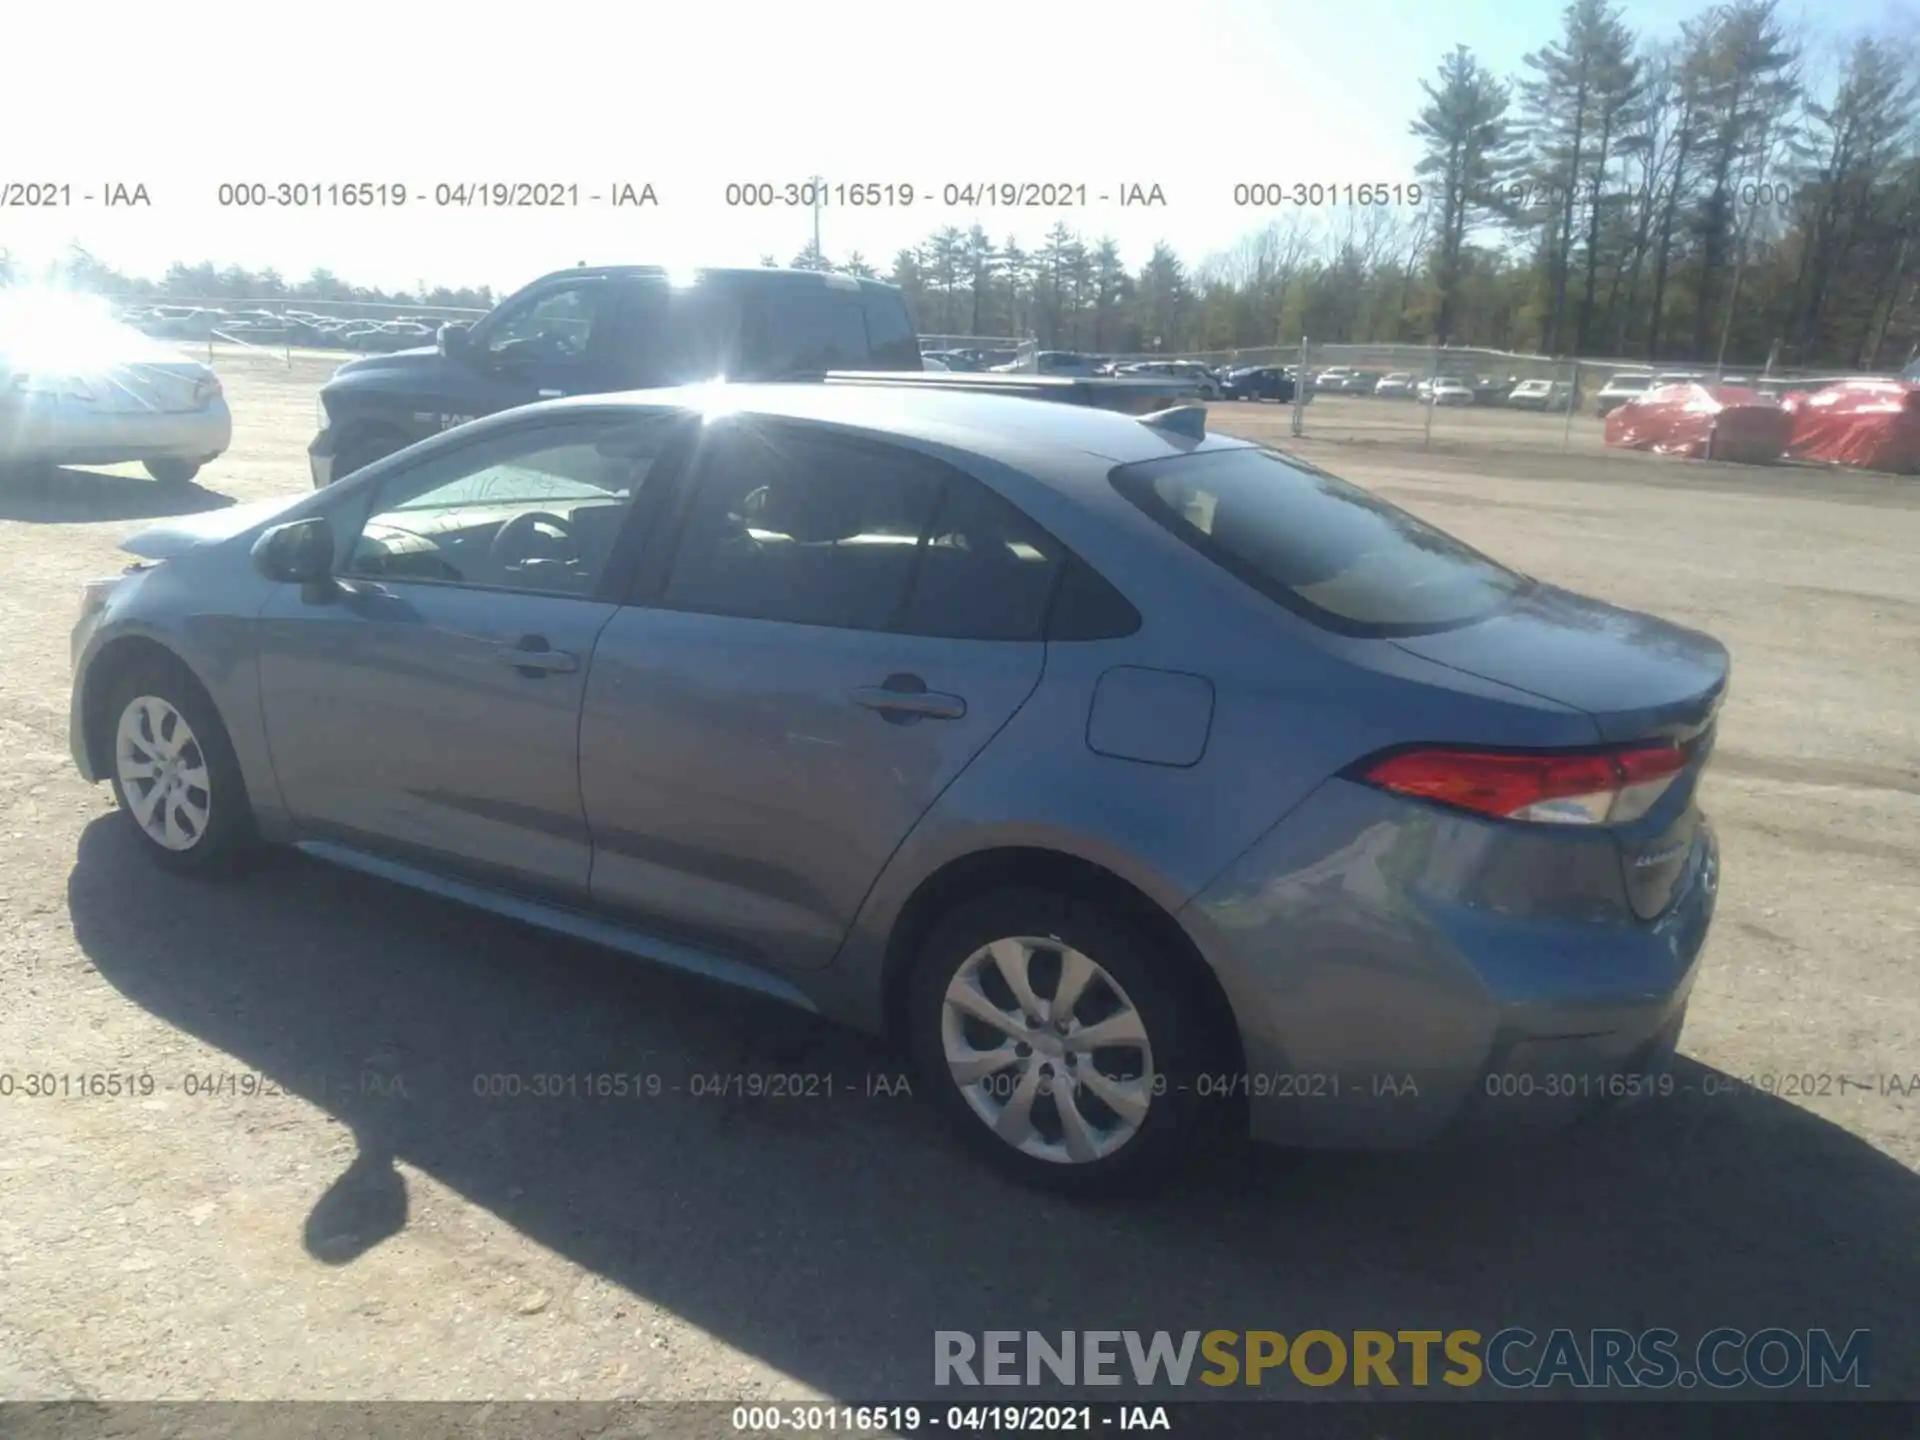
[489,510,579,569]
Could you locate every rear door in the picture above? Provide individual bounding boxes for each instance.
[600,276,748,388]
[579,420,1061,969]
[740,273,882,377]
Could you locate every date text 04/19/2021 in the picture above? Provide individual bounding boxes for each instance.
[729,1404,1171,1433]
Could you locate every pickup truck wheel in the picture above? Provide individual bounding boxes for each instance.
[144,458,202,488]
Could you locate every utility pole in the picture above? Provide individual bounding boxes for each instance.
[811,174,824,267]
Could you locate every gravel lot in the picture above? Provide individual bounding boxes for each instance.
[1,362,1916,1403]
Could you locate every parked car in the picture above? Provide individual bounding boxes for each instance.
[1314,366,1378,394]
[1116,361,1223,400]
[311,265,925,485]
[1507,379,1573,411]
[1375,372,1418,399]
[0,290,231,487]
[1430,378,1476,406]
[69,382,1726,1195]
[1219,366,1297,402]
[991,351,1107,377]
[1595,371,1659,416]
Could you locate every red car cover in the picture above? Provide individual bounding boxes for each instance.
[1784,379,1920,475]
[1603,383,1793,464]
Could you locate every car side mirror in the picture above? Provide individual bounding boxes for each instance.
[252,516,336,586]
[438,322,472,359]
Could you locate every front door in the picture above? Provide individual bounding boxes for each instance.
[579,420,1062,968]
[256,414,667,897]
[463,275,633,415]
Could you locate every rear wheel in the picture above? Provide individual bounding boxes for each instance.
[104,657,255,875]
[144,458,202,487]
[907,889,1213,1197]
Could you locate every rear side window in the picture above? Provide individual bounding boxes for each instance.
[611,281,744,386]
[1111,447,1525,636]
[662,427,940,630]
[659,422,1090,642]
[755,282,873,375]
[859,283,922,370]
[902,478,1059,641]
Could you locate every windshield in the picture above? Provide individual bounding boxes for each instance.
[1110,447,1527,636]
[1609,375,1654,392]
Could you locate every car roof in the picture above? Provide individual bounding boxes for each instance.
[531,381,1258,469]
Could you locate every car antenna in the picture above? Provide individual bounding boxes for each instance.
[1138,404,1207,440]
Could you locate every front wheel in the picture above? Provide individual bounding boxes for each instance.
[907,889,1214,1197]
[104,657,255,874]
[144,458,202,487]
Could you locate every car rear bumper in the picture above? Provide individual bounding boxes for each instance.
[2,397,231,466]
[1180,778,1719,1149]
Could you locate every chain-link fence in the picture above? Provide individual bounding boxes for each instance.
[1131,338,1907,457]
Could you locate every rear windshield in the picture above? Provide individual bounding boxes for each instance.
[1110,447,1527,636]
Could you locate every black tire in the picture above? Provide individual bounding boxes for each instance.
[144,458,203,488]
[101,654,256,876]
[906,888,1217,1199]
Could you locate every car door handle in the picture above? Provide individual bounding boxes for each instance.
[851,676,967,722]
[538,388,567,398]
[494,637,579,674]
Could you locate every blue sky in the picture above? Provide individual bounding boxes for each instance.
[0,0,1890,296]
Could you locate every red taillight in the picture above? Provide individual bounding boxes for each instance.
[1360,742,1689,825]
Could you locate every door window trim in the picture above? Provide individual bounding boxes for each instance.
[329,412,694,605]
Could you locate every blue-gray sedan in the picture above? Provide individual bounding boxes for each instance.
[69,383,1724,1194]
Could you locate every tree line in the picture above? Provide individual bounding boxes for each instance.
[779,0,1917,371]
[0,249,497,315]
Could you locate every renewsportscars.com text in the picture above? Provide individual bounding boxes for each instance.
[934,1328,1871,1390]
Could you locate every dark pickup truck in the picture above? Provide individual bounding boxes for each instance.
[309,265,1203,486]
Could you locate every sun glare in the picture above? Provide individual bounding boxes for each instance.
[0,287,141,378]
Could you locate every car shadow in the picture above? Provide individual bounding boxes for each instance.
[67,817,1920,1399]
[0,467,235,523]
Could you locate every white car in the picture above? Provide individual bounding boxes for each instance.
[1594,371,1659,416]
[1429,378,1475,406]
[1115,360,1223,399]
[1507,379,1572,411]
[0,291,232,487]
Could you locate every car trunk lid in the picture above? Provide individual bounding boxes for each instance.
[1392,583,1728,917]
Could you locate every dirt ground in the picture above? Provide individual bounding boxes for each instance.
[0,360,1916,1402]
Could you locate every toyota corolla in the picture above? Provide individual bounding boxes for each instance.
[69,382,1724,1195]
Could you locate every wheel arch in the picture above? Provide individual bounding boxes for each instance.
[80,633,210,778]
[877,845,1248,1122]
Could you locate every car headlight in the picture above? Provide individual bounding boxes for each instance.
[193,374,223,407]
[316,393,330,430]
